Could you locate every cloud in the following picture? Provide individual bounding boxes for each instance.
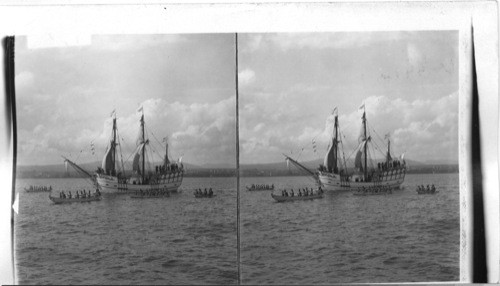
[17,96,236,167]
[15,34,235,166]
[241,32,405,53]
[239,68,255,85]
[241,34,263,53]
[90,34,186,51]
[240,92,458,164]
[15,71,34,89]
[407,43,422,68]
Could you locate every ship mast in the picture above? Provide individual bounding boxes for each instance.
[111,116,117,176]
[140,112,145,183]
[333,114,338,173]
[362,110,367,179]
[387,137,391,164]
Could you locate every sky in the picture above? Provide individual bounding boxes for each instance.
[238,31,458,165]
[15,34,236,167]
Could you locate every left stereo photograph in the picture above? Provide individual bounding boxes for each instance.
[13,34,238,285]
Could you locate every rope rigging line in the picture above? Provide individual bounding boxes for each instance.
[146,126,167,162]
[338,131,349,171]
[366,122,388,159]
[368,142,377,170]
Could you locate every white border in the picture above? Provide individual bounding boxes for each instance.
[0,2,497,284]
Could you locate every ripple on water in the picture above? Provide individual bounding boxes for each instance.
[15,177,238,285]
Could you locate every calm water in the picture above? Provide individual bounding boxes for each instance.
[240,173,459,284]
[15,173,459,284]
[15,177,237,285]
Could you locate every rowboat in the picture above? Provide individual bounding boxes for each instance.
[416,188,438,194]
[271,192,323,202]
[194,193,216,198]
[25,186,52,193]
[246,185,274,191]
[49,195,101,204]
[352,187,393,196]
[130,192,170,199]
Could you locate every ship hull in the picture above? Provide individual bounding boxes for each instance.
[96,171,184,194]
[318,167,406,192]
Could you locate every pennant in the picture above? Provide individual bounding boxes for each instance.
[385,133,390,139]
[332,107,338,115]
[359,103,365,110]
[110,109,116,117]
[137,106,143,113]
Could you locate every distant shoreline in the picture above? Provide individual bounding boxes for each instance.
[16,164,458,179]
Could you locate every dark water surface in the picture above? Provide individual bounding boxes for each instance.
[240,173,459,284]
[15,177,237,285]
[15,173,459,284]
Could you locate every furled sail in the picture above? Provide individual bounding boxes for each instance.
[62,156,98,187]
[386,138,392,163]
[354,141,367,170]
[101,141,115,174]
[132,143,146,174]
[136,114,145,146]
[164,142,170,166]
[323,143,334,170]
[323,136,337,172]
[283,154,321,186]
[357,123,365,143]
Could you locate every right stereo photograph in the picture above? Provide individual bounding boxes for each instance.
[238,31,459,284]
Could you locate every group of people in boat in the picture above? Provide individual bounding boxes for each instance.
[59,189,101,199]
[355,186,392,195]
[27,185,52,191]
[250,184,274,190]
[135,189,170,197]
[154,162,183,174]
[417,184,436,194]
[194,188,214,196]
[280,187,322,197]
[378,160,405,171]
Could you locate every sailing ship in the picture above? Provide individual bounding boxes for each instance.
[95,111,184,194]
[317,107,406,191]
[284,106,406,192]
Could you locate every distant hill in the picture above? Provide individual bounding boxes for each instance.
[15,160,232,179]
[16,156,457,179]
[240,157,457,177]
[240,157,428,171]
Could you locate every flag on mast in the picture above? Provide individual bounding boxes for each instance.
[137,106,143,113]
[359,103,365,110]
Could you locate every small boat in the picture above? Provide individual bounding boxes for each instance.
[246,185,274,191]
[352,187,393,196]
[194,193,215,198]
[416,188,438,194]
[130,192,170,199]
[25,186,52,193]
[49,195,101,204]
[271,192,323,202]
[416,185,437,194]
